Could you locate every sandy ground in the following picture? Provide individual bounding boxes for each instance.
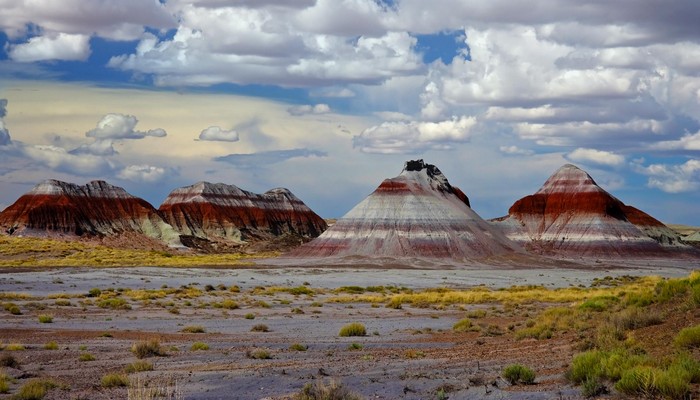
[0,258,698,399]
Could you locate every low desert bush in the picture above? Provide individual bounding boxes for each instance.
[251,324,270,332]
[221,299,239,310]
[13,378,60,400]
[37,314,53,323]
[43,341,58,350]
[97,298,131,310]
[452,318,473,332]
[289,343,308,351]
[0,374,8,394]
[181,325,206,333]
[101,373,129,388]
[295,379,363,400]
[610,307,663,331]
[131,339,165,359]
[339,323,366,337]
[125,360,153,373]
[347,343,363,351]
[190,342,209,351]
[246,348,272,359]
[244,313,256,320]
[502,364,536,385]
[674,324,700,349]
[79,353,95,362]
[5,343,25,351]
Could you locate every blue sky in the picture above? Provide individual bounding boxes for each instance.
[1,0,700,225]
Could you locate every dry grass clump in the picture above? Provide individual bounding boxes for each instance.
[246,348,272,359]
[79,353,96,362]
[339,323,366,337]
[180,325,206,333]
[674,324,700,349]
[37,314,53,323]
[131,339,166,359]
[13,378,63,400]
[5,343,25,351]
[101,373,129,388]
[190,342,209,351]
[43,341,58,350]
[251,324,270,332]
[452,318,478,332]
[289,343,308,351]
[0,354,20,368]
[502,364,536,385]
[128,375,183,400]
[295,379,364,400]
[125,360,154,373]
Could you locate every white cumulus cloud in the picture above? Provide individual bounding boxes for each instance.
[8,33,90,62]
[86,114,167,140]
[635,159,700,193]
[198,126,240,142]
[287,104,331,116]
[117,164,171,183]
[566,148,625,167]
[353,116,477,154]
[653,130,700,151]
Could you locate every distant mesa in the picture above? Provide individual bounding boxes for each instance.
[158,181,327,243]
[0,179,180,246]
[490,164,688,257]
[290,159,522,259]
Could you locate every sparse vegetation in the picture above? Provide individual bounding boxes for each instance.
[43,341,58,350]
[181,325,206,333]
[244,313,256,319]
[5,343,25,351]
[37,314,53,323]
[339,323,366,337]
[125,360,154,373]
[674,324,700,349]
[79,353,96,362]
[347,343,363,351]
[97,298,131,310]
[452,318,476,332]
[289,343,308,351]
[246,348,272,359]
[251,324,270,332]
[0,354,19,368]
[101,373,129,388]
[13,378,62,400]
[503,364,536,385]
[131,339,165,359]
[190,342,209,351]
[295,379,363,400]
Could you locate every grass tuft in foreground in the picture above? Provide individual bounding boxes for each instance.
[502,364,536,385]
[339,323,366,337]
[295,379,364,400]
[131,339,166,359]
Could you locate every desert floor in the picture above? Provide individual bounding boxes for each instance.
[0,259,698,399]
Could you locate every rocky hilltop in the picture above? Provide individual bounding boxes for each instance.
[291,159,522,259]
[490,164,687,257]
[158,182,327,243]
[0,179,181,246]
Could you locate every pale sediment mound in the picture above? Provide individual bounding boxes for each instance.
[290,160,522,260]
[490,164,688,257]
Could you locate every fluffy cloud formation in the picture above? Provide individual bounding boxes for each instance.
[653,130,700,151]
[86,114,167,140]
[287,104,331,116]
[117,164,172,183]
[500,146,534,156]
[7,33,90,62]
[353,116,477,154]
[198,126,240,142]
[214,148,326,169]
[566,148,625,167]
[635,159,700,193]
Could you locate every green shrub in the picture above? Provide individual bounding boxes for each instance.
[37,314,53,323]
[567,351,604,384]
[181,325,206,333]
[244,313,255,320]
[190,342,209,351]
[610,307,662,331]
[79,353,95,361]
[452,318,473,332]
[289,343,308,351]
[674,324,700,349]
[13,378,60,400]
[581,376,607,398]
[8,305,21,315]
[655,279,689,302]
[221,299,239,309]
[296,379,363,400]
[251,324,270,332]
[97,298,131,310]
[339,323,366,337]
[247,349,272,359]
[615,366,657,396]
[101,373,129,388]
[502,364,536,385]
[87,288,101,297]
[579,296,618,312]
[0,375,8,394]
[131,339,165,359]
[124,360,153,373]
[54,299,71,306]
[515,324,553,340]
[43,341,58,350]
[5,343,25,351]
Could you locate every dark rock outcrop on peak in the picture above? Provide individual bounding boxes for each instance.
[490,164,687,257]
[158,181,327,243]
[0,179,180,245]
[290,159,521,259]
